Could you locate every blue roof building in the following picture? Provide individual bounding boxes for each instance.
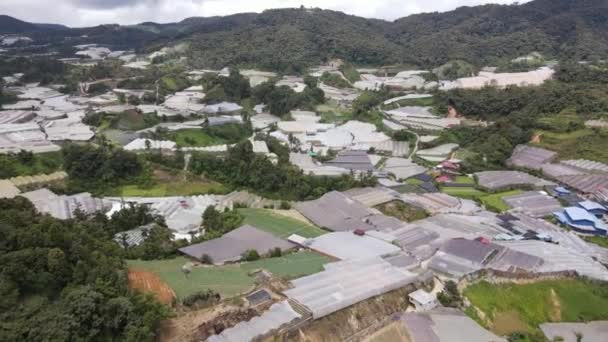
[554,186,570,195]
[578,201,608,216]
[554,207,608,236]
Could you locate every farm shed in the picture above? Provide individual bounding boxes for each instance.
[178,225,294,264]
[304,231,402,260]
[295,191,375,231]
[475,171,555,190]
[284,257,416,319]
[507,144,557,170]
[502,191,562,218]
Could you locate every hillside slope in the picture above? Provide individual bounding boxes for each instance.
[1,0,607,70]
[178,0,608,70]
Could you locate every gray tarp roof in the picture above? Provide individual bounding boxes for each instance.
[179,225,294,264]
[295,191,375,231]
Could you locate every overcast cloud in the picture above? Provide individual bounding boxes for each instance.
[1,0,530,27]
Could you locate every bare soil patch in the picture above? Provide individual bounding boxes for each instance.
[128,268,175,305]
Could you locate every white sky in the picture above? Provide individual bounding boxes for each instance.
[1,0,531,27]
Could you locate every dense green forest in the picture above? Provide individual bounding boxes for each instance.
[431,62,608,171]
[180,0,608,71]
[2,0,608,72]
[189,141,376,200]
[0,198,169,341]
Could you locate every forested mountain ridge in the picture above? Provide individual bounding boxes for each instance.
[1,0,608,70]
[0,15,68,34]
[388,0,608,66]
[178,0,608,71]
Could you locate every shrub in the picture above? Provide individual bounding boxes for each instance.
[200,254,213,265]
[241,249,260,261]
[182,290,220,307]
[437,280,462,307]
[268,247,282,258]
[279,201,291,210]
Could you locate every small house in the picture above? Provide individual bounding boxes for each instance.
[408,289,438,312]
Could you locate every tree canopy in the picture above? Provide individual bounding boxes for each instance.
[0,197,169,341]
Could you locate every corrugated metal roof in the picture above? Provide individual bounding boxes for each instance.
[284,257,415,319]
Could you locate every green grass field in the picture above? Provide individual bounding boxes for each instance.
[453,176,475,184]
[173,129,226,147]
[239,208,326,238]
[537,128,608,164]
[3,151,64,177]
[479,190,523,212]
[128,257,253,298]
[440,186,487,200]
[585,236,608,248]
[128,251,332,299]
[112,171,227,197]
[118,181,226,196]
[405,178,424,185]
[464,279,608,335]
[317,101,354,124]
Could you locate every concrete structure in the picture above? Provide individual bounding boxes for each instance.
[408,289,438,311]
